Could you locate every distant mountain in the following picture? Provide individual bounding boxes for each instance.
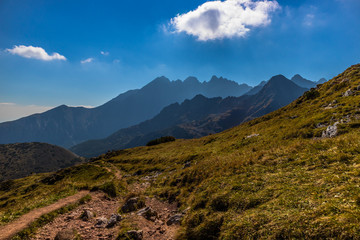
[0,76,251,148]
[71,75,308,158]
[317,77,327,84]
[245,80,267,95]
[0,142,84,181]
[290,74,317,88]
[248,75,327,96]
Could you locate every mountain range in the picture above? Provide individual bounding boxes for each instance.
[71,75,308,157]
[0,76,251,148]
[0,74,325,150]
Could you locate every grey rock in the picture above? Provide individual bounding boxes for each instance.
[106,213,122,228]
[246,133,259,139]
[316,123,327,128]
[126,230,143,240]
[81,209,94,221]
[322,122,339,138]
[343,89,354,97]
[121,197,145,213]
[137,207,158,221]
[95,217,108,228]
[166,213,183,226]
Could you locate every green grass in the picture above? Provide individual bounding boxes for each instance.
[0,163,116,225]
[2,64,360,239]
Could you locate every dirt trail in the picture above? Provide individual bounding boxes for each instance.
[104,164,122,180]
[2,165,181,239]
[33,191,120,240]
[0,190,89,240]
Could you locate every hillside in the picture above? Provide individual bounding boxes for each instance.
[0,76,251,148]
[0,142,84,181]
[71,75,307,158]
[1,64,360,239]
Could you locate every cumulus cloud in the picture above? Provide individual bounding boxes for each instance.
[80,57,94,64]
[100,51,109,56]
[6,45,66,61]
[170,0,280,41]
[0,103,53,123]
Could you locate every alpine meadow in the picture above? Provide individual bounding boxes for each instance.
[1,0,360,239]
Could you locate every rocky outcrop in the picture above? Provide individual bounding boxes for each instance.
[343,89,354,97]
[137,207,158,221]
[94,217,108,228]
[106,214,122,228]
[121,197,145,213]
[166,213,183,226]
[80,210,94,221]
[322,122,339,138]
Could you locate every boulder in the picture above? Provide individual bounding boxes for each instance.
[54,229,77,240]
[322,122,339,138]
[166,213,183,226]
[343,89,354,97]
[126,230,143,240]
[246,133,259,139]
[121,197,145,213]
[94,217,108,228]
[137,207,158,221]
[106,213,122,228]
[80,209,94,221]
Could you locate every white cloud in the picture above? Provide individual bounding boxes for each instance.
[170,0,280,41]
[80,57,94,64]
[303,13,315,27]
[68,105,94,108]
[6,45,66,61]
[100,51,109,56]
[0,103,53,123]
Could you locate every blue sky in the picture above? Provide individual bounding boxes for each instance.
[0,0,360,122]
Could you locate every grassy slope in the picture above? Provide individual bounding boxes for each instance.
[103,64,360,239]
[1,64,360,239]
[0,163,120,225]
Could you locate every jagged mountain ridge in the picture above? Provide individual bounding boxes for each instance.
[0,76,251,148]
[71,75,308,157]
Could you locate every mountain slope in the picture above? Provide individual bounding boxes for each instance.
[0,142,84,181]
[0,76,251,148]
[71,75,307,157]
[1,64,360,239]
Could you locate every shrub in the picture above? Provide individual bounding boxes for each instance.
[146,136,176,146]
[92,181,118,197]
[303,88,320,100]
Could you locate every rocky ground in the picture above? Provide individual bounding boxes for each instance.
[30,168,182,240]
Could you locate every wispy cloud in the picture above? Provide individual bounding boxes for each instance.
[68,105,94,108]
[170,0,280,41]
[0,102,53,123]
[80,57,94,64]
[303,13,315,27]
[6,45,66,61]
[100,51,109,56]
